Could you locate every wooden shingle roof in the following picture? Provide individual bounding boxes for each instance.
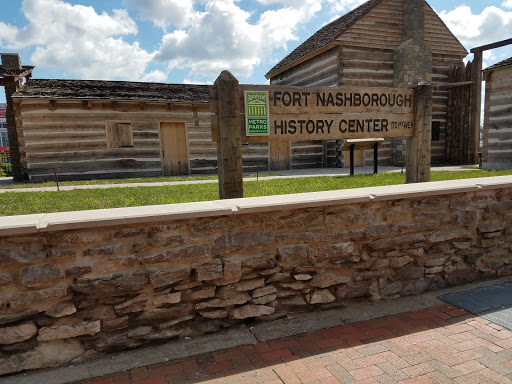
[13,79,210,103]
[484,57,512,72]
[265,0,383,79]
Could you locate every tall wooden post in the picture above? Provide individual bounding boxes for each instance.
[1,53,25,181]
[406,83,432,183]
[214,71,243,199]
[471,50,483,164]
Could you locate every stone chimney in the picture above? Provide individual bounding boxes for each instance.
[391,0,433,166]
[1,53,22,70]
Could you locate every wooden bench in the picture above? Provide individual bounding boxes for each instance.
[340,138,385,176]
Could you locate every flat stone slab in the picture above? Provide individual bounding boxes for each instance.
[439,281,512,330]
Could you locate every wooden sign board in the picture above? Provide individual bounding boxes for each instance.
[210,84,415,142]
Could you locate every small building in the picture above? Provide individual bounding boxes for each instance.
[482,57,512,170]
[6,77,267,181]
[265,0,468,169]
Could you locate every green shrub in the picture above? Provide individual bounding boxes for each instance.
[0,162,12,177]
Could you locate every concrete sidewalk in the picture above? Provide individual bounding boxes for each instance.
[0,165,478,193]
[3,277,511,384]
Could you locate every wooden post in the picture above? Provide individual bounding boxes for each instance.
[471,50,483,164]
[406,83,432,183]
[373,143,378,174]
[349,144,354,176]
[214,71,243,199]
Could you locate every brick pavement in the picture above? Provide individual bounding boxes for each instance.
[72,304,512,384]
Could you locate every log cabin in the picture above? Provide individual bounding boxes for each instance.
[265,0,468,169]
[2,0,471,181]
[482,57,512,170]
[5,77,267,182]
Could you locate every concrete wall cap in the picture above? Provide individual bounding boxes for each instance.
[0,214,46,236]
[227,189,371,214]
[475,175,512,190]
[37,201,233,232]
[368,178,483,201]
[1,176,512,235]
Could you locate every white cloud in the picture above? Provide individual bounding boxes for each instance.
[139,70,168,82]
[0,0,154,80]
[503,0,512,9]
[326,0,367,14]
[184,78,211,85]
[123,0,200,30]
[154,0,321,80]
[439,6,512,49]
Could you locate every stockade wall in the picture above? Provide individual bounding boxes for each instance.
[446,61,473,164]
[1,176,512,375]
[483,65,512,170]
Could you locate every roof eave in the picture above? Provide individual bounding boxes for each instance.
[483,63,512,73]
[11,95,209,104]
[265,42,337,80]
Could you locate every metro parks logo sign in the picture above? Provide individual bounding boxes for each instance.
[245,91,270,136]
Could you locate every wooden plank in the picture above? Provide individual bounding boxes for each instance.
[269,140,290,170]
[471,51,483,163]
[160,122,189,176]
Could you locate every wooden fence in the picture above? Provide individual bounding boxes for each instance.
[446,61,474,164]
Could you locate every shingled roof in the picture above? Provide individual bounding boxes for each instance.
[12,79,210,103]
[265,0,383,79]
[484,57,512,72]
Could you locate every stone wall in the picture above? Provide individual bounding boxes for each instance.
[1,177,512,375]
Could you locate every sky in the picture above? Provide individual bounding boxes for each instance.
[1,0,512,104]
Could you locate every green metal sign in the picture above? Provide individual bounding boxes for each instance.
[245,91,270,136]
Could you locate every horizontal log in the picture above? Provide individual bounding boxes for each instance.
[342,49,394,62]
[26,149,160,162]
[29,170,164,182]
[28,159,162,172]
[22,132,107,143]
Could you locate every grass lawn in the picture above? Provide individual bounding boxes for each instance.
[1,173,277,189]
[1,169,512,217]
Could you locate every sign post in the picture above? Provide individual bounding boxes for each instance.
[213,71,244,199]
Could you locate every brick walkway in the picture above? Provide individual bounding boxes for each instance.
[73,304,512,384]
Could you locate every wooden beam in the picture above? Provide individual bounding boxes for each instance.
[470,38,512,53]
[471,51,483,163]
[432,80,473,89]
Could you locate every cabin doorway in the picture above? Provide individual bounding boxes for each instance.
[159,122,189,176]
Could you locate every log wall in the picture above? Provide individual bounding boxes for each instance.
[270,49,339,169]
[483,66,512,170]
[14,99,267,181]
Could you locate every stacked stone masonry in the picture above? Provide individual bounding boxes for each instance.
[1,179,512,375]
